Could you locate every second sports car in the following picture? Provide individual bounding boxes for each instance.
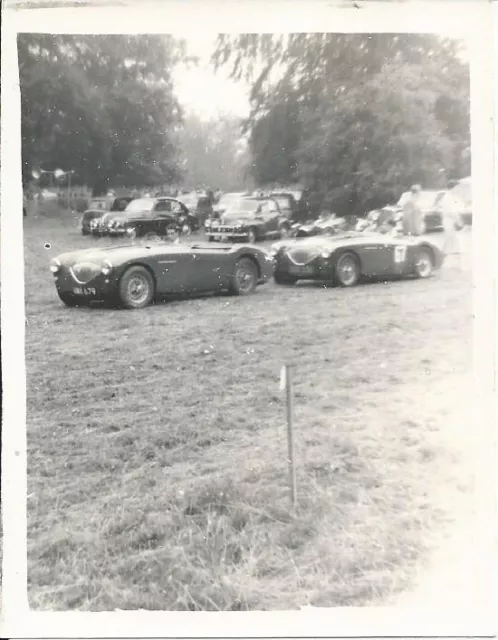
[270,232,444,286]
[50,241,274,309]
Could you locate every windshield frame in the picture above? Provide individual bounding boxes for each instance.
[124,198,156,213]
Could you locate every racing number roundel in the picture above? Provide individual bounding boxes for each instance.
[394,245,407,264]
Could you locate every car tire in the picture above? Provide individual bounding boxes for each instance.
[58,292,80,307]
[118,265,155,309]
[230,257,258,295]
[247,228,257,244]
[274,272,297,285]
[335,252,360,287]
[207,235,214,242]
[414,248,434,279]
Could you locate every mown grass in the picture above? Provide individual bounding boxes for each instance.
[24,203,474,610]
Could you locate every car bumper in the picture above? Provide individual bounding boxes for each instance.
[53,269,117,302]
[275,255,332,279]
[209,230,250,240]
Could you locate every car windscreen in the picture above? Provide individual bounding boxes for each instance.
[111,197,132,211]
[124,198,155,213]
[229,199,260,213]
[88,199,109,210]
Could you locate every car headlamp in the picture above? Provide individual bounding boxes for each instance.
[50,258,61,274]
[101,260,113,276]
[320,250,332,259]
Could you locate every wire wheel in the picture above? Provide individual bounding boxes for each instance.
[414,249,434,278]
[231,258,258,295]
[335,252,360,287]
[118,266,154,309]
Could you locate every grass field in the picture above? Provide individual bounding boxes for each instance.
[24,204,474,611]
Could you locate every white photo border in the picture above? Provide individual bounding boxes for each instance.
[1,1,496,637]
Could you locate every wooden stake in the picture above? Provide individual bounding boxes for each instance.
[284,365,297,508]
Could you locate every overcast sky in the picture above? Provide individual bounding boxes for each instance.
[173,35,250,121]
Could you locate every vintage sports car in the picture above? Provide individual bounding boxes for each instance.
[90,197,199,239]
[270,232,444,287]
[50,241,274,309]
[292,213,348,238]
[206,196,291,243]
[81,196,134,235]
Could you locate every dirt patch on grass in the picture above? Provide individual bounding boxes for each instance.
[24,213,474,610]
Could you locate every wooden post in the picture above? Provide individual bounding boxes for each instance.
[284,365,297,508]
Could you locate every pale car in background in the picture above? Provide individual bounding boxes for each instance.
[81,196,134,235]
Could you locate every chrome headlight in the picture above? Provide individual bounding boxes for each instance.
[320,250,332,259]
[50,258,61,274]
[101,260,113,276]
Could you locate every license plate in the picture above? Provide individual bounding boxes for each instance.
[73,287,96,296]
[289,265,314,276]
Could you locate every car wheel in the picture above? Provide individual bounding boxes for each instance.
[230,258,258,295]
[208,235,214,242]
[274,272,297,285]
[118,265,155,309]
[247,228,257,244]
[414,248,434,279]
[335,252,360,287]
[58,292,80,307]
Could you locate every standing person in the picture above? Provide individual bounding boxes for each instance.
[402,184,424,236]
[440,192,463,267]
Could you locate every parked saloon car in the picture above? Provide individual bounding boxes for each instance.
[177,191,213,227]
[206,196,291,243]
[90,197,200,239]
[271,232,444,287]
[50,242,274,309]
[269,190,310,222]
[81,196,134,235]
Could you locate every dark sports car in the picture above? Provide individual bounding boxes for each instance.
[50,241,274,309]
[270,232,444,287]
[90,197,200,239]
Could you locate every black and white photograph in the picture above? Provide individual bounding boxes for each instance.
[1,0,496,636]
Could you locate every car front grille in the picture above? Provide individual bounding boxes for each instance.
[287,249,319,265]
[70,262,101,284]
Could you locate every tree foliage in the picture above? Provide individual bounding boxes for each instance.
[18,34,187,194]
[176,113,252,192]
[213,33,470,215]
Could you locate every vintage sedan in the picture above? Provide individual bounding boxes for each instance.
[207,196,291,243]
[270,232,444,287]
[50,241,274,309]
[90,197,200,239]
[81,196,134,235]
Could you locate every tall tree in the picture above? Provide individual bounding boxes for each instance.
[18,34,187,194]
[176,113,252,191]
[213,34,470,215]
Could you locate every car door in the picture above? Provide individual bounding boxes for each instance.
[154,199,177,235]
[258,200,279,237]
[355,239,395,277]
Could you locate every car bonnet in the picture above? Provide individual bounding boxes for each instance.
[55,242,192,266]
